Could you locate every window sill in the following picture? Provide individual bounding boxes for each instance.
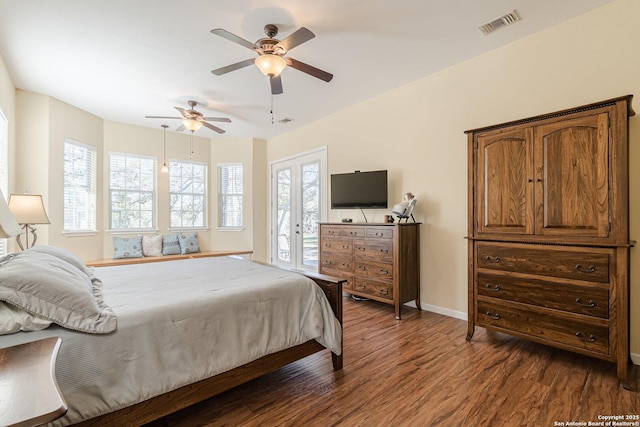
[62,230,99,237]
[167,227,210,233]
[216,226,245,232]
[108,229,160,235]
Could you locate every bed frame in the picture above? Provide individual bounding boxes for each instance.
[74,269,344,427]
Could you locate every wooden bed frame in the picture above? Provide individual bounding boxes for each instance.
[74,268,344,427]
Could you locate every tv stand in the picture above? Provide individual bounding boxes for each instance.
[318,222,421,319]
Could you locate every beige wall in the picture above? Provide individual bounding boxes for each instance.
[267,0,640,356]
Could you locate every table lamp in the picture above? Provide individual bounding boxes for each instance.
[8,193,50,250]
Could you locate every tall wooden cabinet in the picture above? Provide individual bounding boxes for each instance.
[318,222,420,319]
[466,96,634,389]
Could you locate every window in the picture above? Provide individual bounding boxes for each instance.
[218,163,243,228]
[169,160,207,229]
[64,139,97,232]
[109,152,156,230]
[0,109,7,255]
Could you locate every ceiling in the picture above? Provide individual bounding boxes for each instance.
[0,0,616,140]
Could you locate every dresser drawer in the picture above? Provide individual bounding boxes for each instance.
[320,237,353,254]
[477,300,609,356]
[353,278,393,301]
[476,243,610,283]
[320,253,353,271]
[341,226,365,238]
[366,227,393,239]
[355,261,394,283]
[354,239,393,263]
[477,273,609,318]
[320,268,354,291]
[321,226,342,237]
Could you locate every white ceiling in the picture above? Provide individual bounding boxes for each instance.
[0,0,616,140]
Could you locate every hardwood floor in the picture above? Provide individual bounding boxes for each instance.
[146,295,639,426]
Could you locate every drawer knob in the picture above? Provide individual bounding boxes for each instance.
[575,264,596,273]
[484,256,501,263]
[575,332,596,342]
[379,269,389,275]
[375,232,384,237]
[575,298,596,308]
[342,263,349,268]
[485,311,500,320]
[357,284,366,290]
[324,260,332,265]
[380,289,389,295]
[357,247,366,251]
[342,245,349,249]
[328,230,334,235]
[485,284,501,292]
[380,249,389,254]
[357,265,366,270]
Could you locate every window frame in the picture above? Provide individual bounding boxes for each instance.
[108,151,157,232]
[63,138,98,234]
[217,162,244,231]
[168,159,208,231]
[0,108,7,255]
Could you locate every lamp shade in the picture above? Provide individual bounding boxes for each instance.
[8,194,51,225]
[255,54,287,77]
[182,119,203,132]
[0,190,22,238]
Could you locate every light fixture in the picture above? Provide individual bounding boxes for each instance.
[182,119,203,132]
[8,193,50,250]
[160,125,169,174]
[0,189,22,239]
[255,54,287,77]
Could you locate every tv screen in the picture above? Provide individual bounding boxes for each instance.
[331,170,388,209]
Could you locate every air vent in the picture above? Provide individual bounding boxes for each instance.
[278,118,294,124]
[479,10,520,35]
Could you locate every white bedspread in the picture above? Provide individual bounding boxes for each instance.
[0,257,342,426]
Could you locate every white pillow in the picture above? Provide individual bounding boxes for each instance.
[142,234,163,257]
[0,251,117,334]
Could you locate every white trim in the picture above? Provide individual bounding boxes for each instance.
[268,146,328,167]
[216,226,245,232]
[62,230,99,236]
[108,229,160,235]
[630,353,640,366]
[404,301,468,321]
[168,227,209,232]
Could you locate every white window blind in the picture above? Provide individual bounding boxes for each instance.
[0,109,7,255]
[109,152,156,230]
[64,139,97,232]
[218,163,243,228]
[169,160,207,228]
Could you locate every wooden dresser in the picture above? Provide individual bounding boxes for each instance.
[465,96,634,389]
[318,222,420,319]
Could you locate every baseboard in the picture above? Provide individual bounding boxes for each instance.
[403,301,468,321]
[406,302,639,367]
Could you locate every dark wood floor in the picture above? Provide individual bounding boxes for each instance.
[146,295,639,426]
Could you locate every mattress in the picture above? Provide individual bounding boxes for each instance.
[0,256,342,426]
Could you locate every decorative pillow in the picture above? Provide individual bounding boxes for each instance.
[162,234,181,255]
[0,301,52,335]
[142,234,163,257]
[0,251,117,334]
[113,236,143,259]
[28,245,92,277]
[179,233,201,254]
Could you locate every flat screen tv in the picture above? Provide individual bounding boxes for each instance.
[330,170,388,209]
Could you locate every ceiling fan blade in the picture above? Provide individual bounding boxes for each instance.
[275,27,315,52]
[211,58,256,76]
[203,117,232,123]
[211,28,258,50]
[286,58,333,82]
[270,75,283,95]
[202,121,226,134]
[176,124,186,132]
[145,115,181,119]
[174,106,189,117]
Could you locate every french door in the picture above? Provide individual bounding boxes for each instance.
[270,148,326,271]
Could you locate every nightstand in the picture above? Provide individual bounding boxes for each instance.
[0,337,67,427]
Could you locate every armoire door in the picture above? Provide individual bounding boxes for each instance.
[534,113,610,238]
[476,127,534,235]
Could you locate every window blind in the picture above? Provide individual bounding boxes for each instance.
[218,163,243,228]
[109,152,156,230]
[64,139,97,231]
[169,160,207,228]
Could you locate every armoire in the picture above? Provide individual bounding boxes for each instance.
[465,96,634,389]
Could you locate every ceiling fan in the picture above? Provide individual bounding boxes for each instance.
[145,100,231,134]
[210,24,333,95]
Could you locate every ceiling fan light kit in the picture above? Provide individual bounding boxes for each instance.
[145,100,229,134]
[182,118,203,132]
[255,54,287,77]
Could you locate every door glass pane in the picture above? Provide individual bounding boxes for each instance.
[276,168,291,263]
[301,161,320,268]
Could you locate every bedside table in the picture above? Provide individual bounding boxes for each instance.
[0,337,67,427]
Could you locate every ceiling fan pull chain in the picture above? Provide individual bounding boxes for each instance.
[189,131,194,159]
[271,93,274,124]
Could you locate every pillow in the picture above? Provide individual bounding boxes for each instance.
[179,233,201,254]
[0,251,117,334]
[113,236,143,259]
[162,234,181,255]
[142,234,163,257]
[28,245,92,277]
[0,301,52,335]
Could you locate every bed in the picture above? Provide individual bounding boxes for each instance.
[0,246,343,426]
